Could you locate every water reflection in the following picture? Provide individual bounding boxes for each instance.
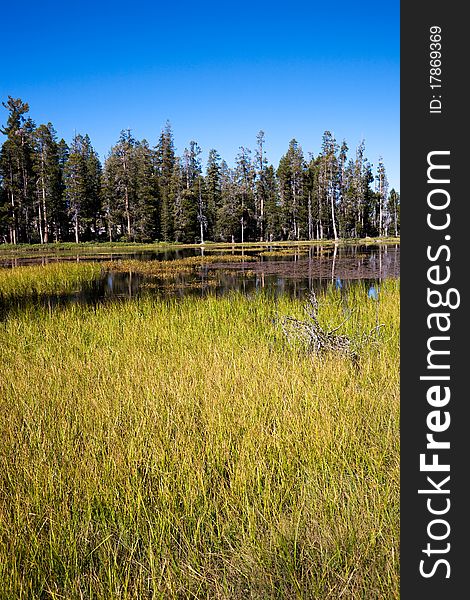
[0,243,399,314]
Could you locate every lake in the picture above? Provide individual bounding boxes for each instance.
[0,243,399,313]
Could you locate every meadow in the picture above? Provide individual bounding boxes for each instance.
[0,263,400,599]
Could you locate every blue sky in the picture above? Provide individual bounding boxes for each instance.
[1,1,399,190]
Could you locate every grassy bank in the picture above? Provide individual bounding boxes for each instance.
[0,237,400,260]
[0,262,103,301]
[0,282,399,598]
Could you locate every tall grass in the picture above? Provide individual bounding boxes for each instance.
[0,262,103,300]
[0,281,399,599]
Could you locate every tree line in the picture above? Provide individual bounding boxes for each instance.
[0,97,400,245]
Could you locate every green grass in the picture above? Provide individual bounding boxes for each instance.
[0,240,172,253]
[0,278,399,599]
[259,249,309,257]
[103,255,256,278]
[0,262,103,300]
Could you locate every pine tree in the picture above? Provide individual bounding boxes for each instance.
[362,162,375,236]
[337,140,349,238]
[114,130,136,240]
[32,123,63,243]
[0,97,36,243]
[0,181,7,243]
[102,149,120,241]
[54,139,69,242]
[179,141,202,242]
[277,139,305,240]
[216,161,239,242]
[197,175,207,244]
[319,131,339,240]
[103,130,159,241]
[304,155,320,240]
[388,188,400,236]
[155,121,176,241]
[64,134,101,242]
[255,131,268,241]
[82,135,102,240]
[376,157,389,236]
[263,164,280,241]
[235,146,255,243]
[171,158,185,243]
[134,140,159,241]
[205,149,222,241]
[64,134,87,243]
[340,159,357,237]
[352,141,366,237]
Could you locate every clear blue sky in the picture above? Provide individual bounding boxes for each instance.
[1,0,399,190]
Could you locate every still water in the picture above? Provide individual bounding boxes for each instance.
[106,243,399,298]
[1,243,399,313]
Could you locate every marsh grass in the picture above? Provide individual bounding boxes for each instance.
[0,241,174,257]
[0,262,103,300]
[0,279,399,599]
[142,279,219,291]
[259,249,309,257]
[104,255,257,278]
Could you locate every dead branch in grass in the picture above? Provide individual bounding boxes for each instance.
[279,291,383,360]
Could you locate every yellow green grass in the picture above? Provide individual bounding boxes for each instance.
[0,277,399,599]
[103,255,256,278]
[259,249,309,257]
[0,262,103,300]
[0,237,400,260]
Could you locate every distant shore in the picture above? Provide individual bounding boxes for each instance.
[0,236,400,260]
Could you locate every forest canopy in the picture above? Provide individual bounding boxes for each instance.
[0,97,399,245]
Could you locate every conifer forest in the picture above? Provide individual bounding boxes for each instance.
[0,97,399,246]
